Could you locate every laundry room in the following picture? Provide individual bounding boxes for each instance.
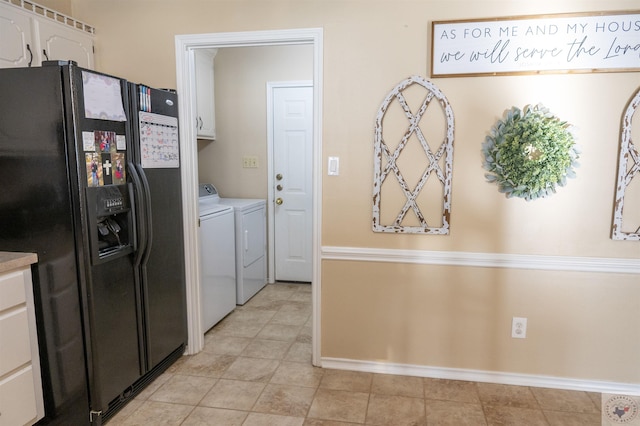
[197,44,313,199]
[196,43,314,328]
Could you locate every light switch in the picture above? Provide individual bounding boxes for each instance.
[328,156,339,176]
[243,156,259,168]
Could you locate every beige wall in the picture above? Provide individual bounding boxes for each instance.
[36,0,72,15]
[322,261,640,383]
[198,45,313,198]
[71,0,640,384]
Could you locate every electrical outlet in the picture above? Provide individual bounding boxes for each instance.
[511,317,527,339]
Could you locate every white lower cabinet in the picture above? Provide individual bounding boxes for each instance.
[0,264,43,426]
[0,368,38,426]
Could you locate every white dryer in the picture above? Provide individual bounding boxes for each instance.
[198,185,236,330]
[206,186,267,305]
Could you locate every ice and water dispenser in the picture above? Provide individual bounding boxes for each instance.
[86,184,134,263]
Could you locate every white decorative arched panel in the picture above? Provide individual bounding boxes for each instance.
[373,76,454,234]
[612,87,640,241]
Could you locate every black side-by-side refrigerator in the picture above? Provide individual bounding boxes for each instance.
[0,62,187,425]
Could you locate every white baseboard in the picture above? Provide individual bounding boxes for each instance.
[321,357,640,395]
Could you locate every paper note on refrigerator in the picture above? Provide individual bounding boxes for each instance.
[82,131,95,151]
[82,71,127,121]
[139,111,179,168]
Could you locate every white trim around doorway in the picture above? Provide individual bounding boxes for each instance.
[174,28,324,366]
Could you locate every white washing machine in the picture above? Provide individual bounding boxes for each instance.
[198,185,236,331]
[203,184,267,305]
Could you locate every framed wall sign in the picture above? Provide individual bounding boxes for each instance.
[431,11,640,77]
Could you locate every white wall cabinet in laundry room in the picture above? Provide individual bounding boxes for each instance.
[0,1,94,69]
[194,48,217,140]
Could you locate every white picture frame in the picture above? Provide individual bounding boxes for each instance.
[431,11,640,77]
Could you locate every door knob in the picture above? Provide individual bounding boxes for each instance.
[276,184,283,191]
[276,173,283,180]
[275,197,283,205]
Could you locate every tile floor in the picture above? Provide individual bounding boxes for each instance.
[108,282,603,425]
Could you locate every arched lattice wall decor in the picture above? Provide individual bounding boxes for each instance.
[373,76,454,234]
[612,87,640,241]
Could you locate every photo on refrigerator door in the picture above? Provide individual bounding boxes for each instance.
[86,153,103,187]
[96,130,116,153]
[112,153,126,184]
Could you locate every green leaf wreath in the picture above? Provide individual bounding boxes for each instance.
[482,104,580,201]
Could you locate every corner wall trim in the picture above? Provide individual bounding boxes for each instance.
[321,246,640,274]
[321,357,640,395]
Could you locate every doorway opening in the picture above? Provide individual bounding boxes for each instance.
[175,28,323,366]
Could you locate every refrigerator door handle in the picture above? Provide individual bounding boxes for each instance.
[135,163,154,368]
[128,162,147,266]
[136,164,153,264]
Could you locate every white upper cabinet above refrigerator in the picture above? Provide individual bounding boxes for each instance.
[0,3,34,68]
[0,1,94,69]
[194,48,217,140]
[36,18,94,69]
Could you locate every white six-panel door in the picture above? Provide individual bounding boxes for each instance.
[273,85,313,282]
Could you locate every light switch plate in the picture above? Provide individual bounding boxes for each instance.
[243,156,259,168]
[328,156,339,176]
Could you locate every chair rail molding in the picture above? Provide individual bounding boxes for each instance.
[321,246,640,274]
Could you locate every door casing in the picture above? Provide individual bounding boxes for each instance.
[174,28,323,366]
